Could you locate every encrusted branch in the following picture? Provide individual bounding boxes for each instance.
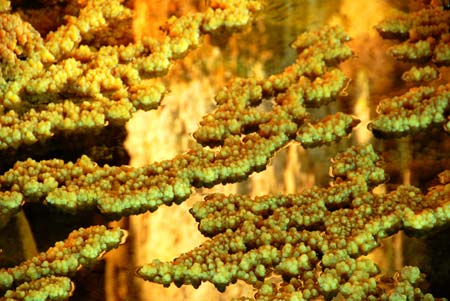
[0,225,125,296]
[370,2,450,137]
[0,25,358,220]
[0,0,262,152]
[138,145,450,300]
[0,276,73,301]
[369,85,450,137]
[1,1,447,300]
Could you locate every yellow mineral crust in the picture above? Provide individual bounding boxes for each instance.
[0,0,261,152]
[0,0,10,13]
[376,5,450,84]
[376,7,450,40]
[0,191,23,228]
[249,264,435,301]
[193,25,354,145]
[138,145,450,300]
[290,25,350,51]
[0,26,358,219]
[1,276,73,301]
[369,84,450,137]
[0,225,125,291]
[401,65,439,82]
[296,112,360,148]
[434,33,450,64]
[390,38,434,62]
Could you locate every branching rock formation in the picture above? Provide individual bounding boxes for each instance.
[138,144,450,300]
[0,25,357,222]
[368,2,450,299]
[0,0,262,170]
[0,226,125,301]
[0,0,449,300]
[369,84,450,137]
[371,2,450,137]
[0,0,360,299]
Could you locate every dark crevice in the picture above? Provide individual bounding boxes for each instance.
[0,124,130,173]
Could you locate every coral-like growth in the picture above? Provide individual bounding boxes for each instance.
[0,25,357,221]
[0,276,73,301]
[370,2,450,137]
[1,0,449,300]
[0,226,125,297]
[376,4,450,66]
[0,0,262,171]
[0,0,360,298]
[138,145,449,300]
[369,84,450,137]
